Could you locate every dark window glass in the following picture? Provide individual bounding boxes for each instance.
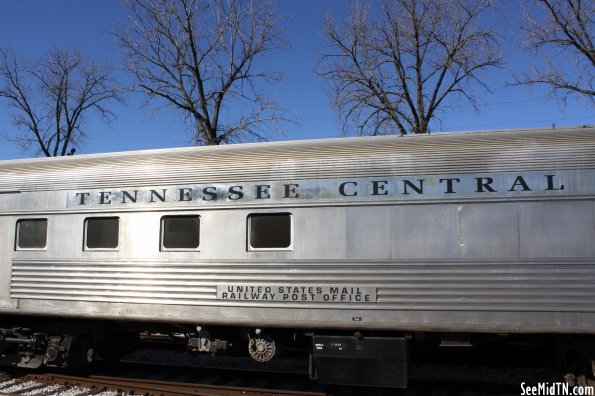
[86,217,119,249]
[162,215,200,249]
[17,219,48,249]
[249,213,291,249]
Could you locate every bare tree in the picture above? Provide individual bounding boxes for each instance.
[518,0,594,101]
[318,0,502,135]
[114,0,288,145]
[0,47,123,157]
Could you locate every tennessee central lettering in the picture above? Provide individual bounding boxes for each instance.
[68,172,568,208]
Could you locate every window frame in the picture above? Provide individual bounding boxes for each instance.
[160,214,201,252]
[247,212,293,251]
[15,218,48,251]
[84,216,120,251]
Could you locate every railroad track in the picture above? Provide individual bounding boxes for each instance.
[0,349,570,396]
[0,367,557,396]
[0,372,327,396]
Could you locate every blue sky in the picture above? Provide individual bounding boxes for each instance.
[0,0,593,160]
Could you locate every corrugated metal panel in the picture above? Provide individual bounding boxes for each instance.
[1,127,594,192]
[11,258,595,311]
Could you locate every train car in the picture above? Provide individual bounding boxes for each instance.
[1,126,595,388]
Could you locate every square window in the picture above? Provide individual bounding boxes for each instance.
[249,213,291,249]
[85,217,119,249]
[161,215,200,250]
[16,219,48,249]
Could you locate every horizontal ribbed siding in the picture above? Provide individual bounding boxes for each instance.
[11,258,595,311]
[1,128,594,192]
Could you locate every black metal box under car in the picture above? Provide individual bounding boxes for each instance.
[311,336,408,388]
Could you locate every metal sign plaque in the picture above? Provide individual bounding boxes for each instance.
[217,285,377,303]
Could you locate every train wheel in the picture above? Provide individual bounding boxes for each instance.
[64,334,94,373]
[248,334,279,362]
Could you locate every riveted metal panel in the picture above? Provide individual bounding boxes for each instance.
[461,203,519,258]
[391,204,461,259]
[293,207,347,260]
[346,206,391,259]
[519,201,595,258]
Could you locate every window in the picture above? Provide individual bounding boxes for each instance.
[248,213,292,249]
[16,219,48,249]
[85,217,119,249]
[161,215,200,250]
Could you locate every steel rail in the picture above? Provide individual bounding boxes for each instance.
[22,373,327,396]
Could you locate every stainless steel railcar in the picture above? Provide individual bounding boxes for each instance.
[1,126,595,387]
